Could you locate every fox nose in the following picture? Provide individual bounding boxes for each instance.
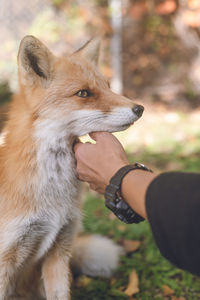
[132,105,144,118]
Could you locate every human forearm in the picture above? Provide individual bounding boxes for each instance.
[146,171,200,276]
[121,170,157,219]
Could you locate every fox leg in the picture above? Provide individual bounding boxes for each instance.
[0,247,22,300]
[42,249,71,300]
[14,263,44,300]
[0,249,40,300]
[0,228,43,299]
[42,223,77,300]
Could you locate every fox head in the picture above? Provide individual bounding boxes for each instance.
[17,35,144,139]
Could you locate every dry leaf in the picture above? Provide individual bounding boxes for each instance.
[162,285,174,296]
[108,212,116,220]
[94,208,102,217]
[110,278,116,286]
[171,297,186,300]
[117,225,127,231]
[123,240,141,253]
[76,275,91,288]
[108,230,114,237]
[124,269,139,296]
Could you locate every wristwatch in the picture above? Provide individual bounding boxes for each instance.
[104,163,153,224]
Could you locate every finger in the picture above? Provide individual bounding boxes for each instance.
[89,131,112,141]
[89,183,98,191]
[89,184,104,194]
[89,132,99,141]
[77,175,85,182]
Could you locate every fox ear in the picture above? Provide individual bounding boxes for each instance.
[18,35,54,85]
[75,38,100,65]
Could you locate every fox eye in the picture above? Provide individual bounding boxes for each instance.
[75,89,91,98]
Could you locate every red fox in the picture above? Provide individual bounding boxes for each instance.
[0,36,144,299]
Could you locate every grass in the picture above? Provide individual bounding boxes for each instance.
[72,109,200,300]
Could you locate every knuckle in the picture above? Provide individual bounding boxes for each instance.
[77,171,84,181]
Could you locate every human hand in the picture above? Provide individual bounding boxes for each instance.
[74,132,129,193]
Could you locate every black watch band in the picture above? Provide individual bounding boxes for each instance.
[104,163,153,224]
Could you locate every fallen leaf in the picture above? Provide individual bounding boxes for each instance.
[117,224,127,231]
[171,297,186,300]
[110,278,116,286]
[108,212,116,220]
[124,269,139,296]
[94,208,102,217]
[108,229,114,237]
[123,240,141,253]
[162,285,174,296]
[76,275,92,288]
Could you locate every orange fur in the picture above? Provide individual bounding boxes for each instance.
[0,36,143,299]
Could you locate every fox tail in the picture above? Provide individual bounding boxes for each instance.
[71,234,123,278]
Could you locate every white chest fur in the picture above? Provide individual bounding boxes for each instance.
[32,120,81,259]
[35,120,80,211]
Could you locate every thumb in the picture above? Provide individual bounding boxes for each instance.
[73,139,83,153]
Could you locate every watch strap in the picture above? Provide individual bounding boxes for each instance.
[104,163,152,224]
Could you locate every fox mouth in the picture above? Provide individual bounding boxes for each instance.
[121,121,134,128]
[111,120,135,132]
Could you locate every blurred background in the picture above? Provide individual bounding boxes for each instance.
[0,0,200,299]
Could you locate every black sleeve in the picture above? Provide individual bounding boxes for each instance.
[146,172,200,276]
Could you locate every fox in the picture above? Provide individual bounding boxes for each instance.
[0,35,144,299]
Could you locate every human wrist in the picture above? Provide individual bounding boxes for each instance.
[121,169,156,219]
[103,161,129,186]
[104,164,146,223]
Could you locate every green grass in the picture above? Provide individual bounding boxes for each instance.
[72,110,200,299]
[72,195,200,299]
